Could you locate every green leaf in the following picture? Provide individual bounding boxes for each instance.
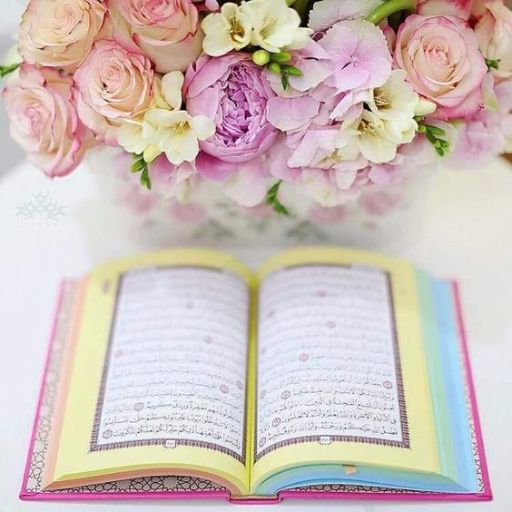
[130,153,152,190]
[131,158,146,173]
[282,65,303,77]
[270,51,292,64]
[266,181,290,216]
[418,122,450,158]
[0,62,21,78]
[281,73,290,91]
[485,58,501,71]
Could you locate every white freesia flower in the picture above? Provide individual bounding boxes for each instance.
[118,71,215,165]
[202,3,253,56]
[367,70,415,121]
[367,70,437,121]
[241,0,313,53]
[333,70,436,164]
[118,119,146,155]
[160,71,185,110]
[143,109,215,165]
[338,110,416,164]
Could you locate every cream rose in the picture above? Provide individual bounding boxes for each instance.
[3,65,92,177]
[74,40,155,145]
[395,15,488,120]
[108,0,203,73]
[18,0,108,72]
[475,2,512,80]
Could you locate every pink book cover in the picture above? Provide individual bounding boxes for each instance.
[20,280,492,504]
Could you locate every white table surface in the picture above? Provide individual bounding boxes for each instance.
[1,158,511,512]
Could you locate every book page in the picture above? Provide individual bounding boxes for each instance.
[51,250,255,494]
[91,267,249,462]
[255,265,408,461]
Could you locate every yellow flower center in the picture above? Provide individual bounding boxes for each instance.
[172,120,190,136]
[229,15,246,42]
[374,89,391,109]
[358,118,378,136]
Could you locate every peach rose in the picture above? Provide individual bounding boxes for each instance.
[3,65,92,177]
[74,40,155,145]
[395,15,488,120]
[475,2,512,80]
[18,0,108,73]
[108,0,203,73]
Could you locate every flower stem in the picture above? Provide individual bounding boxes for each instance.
[366,0,417,25]
[291,0,314,22]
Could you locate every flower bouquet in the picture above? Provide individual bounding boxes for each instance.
[2,0,512,231]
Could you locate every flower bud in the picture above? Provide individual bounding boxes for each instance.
[252,49,271,66]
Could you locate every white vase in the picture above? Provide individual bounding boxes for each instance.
[80,147,432,255]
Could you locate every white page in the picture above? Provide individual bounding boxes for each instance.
[255,265,408,460]
[91,267,249,463]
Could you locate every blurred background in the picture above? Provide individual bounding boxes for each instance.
[0,1,25,171]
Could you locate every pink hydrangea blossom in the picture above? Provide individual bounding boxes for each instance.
[318,19,392,103]
[308,0,383,32]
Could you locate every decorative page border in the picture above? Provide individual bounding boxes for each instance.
[254,264,410,461]
[89,266,250,464]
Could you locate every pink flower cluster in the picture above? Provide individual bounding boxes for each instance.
[2,0,512,211]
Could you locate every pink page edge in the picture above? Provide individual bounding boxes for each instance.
[20,282,66,500]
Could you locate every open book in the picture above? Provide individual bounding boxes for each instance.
[21,247,491,503]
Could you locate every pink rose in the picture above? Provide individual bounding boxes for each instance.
[475,2,512,80]
[417,0,475,19]
[395,15,487,120]
[108,0,203,73]
[74,40,155,145]
[18,0,108,72]
[3,65,92,177]
[185,54,278,163]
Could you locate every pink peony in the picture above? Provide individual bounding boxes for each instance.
[108,0,203,73]
[74,40,155,145]
[185,54,278,163]
[395,15,487,120]
[3,65,92,177]
[475,2,512,80]
[18,0,108,72]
